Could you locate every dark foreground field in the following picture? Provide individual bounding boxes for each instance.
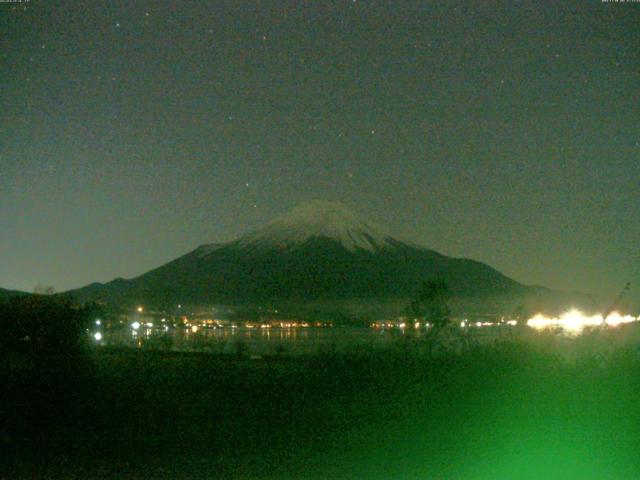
[3,331,640,479]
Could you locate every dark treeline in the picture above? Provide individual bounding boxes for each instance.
[0,295,103,463]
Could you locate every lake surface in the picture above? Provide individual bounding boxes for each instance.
[94,324,516,356]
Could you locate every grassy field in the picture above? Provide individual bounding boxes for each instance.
[3,327,640,479]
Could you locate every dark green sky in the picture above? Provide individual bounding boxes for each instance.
[1,0,639,301]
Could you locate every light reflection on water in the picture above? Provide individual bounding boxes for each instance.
[100,326,419,355]
[96,325,515,356]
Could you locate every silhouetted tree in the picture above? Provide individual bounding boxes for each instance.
[0,295,104,447]
[406,279,453,356]
[0,294,101,362]
[33,284,56,295]
[514,303,530,329]
[409,279,451,330]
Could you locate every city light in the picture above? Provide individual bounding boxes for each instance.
[475,321,493,327]
[93,332,102,341]
[137,306,143,313]
[527,309,638,334]
[132,321,141,330]
[95,319,101,326]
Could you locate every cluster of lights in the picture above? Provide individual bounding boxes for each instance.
[372,321,434,329]
[93,318,103,343]
[460,320,495,328]
[369,313,639,333]
[527,310,638,334]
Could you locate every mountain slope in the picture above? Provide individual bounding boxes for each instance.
[0,288,30,302]
[69,201,530,308]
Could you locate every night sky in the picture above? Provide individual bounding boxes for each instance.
[1,1,639,300]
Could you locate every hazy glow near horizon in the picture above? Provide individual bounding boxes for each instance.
[527,310,638,334]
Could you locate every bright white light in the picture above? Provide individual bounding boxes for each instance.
[191,325,198,333]
[93,332,102,341]
[95,319,101,326]
[132,321,141,330]
[137,306,143,313]
[604,311,636,327]
[527,309,638,334]
[146,322,153,328]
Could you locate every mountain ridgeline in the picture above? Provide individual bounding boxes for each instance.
[0,288,30,302]
[69,201,533,310]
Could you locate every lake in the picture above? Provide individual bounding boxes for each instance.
[93,323,519,356]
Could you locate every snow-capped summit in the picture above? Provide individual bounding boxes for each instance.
[237,200,396,252]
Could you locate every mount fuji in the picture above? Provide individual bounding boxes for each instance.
[69,201,534,311]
